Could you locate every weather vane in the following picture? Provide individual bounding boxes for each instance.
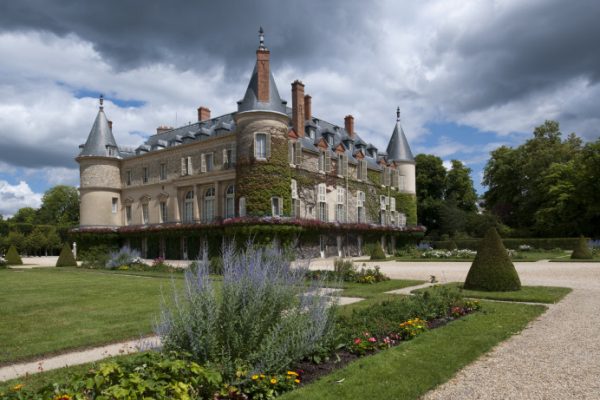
[258,26,266,50]
[99,94,104,109]
[396,106,401,122]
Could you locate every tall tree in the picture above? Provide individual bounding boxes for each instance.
[445,160,478,212]
[11,207,38,224]
[37,185,80,225]
[415,154,447,230]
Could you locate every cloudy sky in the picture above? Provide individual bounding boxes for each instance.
[1,0,599,217]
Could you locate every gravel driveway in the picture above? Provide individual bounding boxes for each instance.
[309,259,600,399]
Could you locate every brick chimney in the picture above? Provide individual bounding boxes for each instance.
[292,80,305,137]
[304,94,312,121]
[256,49,270,103]
[345,115,355,137]
[156,125,173,135]
[108,120,113,130]
[197,106,211,122]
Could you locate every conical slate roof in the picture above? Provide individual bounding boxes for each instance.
[237,63,287,114]
[385,120,414,162]
[79,100,120,158]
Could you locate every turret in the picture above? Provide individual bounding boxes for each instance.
[235,28,291,217]
[385,107,416,194]
[76,96,123,227]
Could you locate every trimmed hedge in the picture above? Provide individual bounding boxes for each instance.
[571,236,593,259]
[56,243,77,267]
[5,245,23,265]
[370,244,386,260]
[464,228,521,292]
[433,237,586,251]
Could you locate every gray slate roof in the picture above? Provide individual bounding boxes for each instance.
[79,106,120,158]
[237,64,287,114]
[385,122,414,162]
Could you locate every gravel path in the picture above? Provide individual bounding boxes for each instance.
[309,259,600,400]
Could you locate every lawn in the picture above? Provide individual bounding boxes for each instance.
[413,282,572,304]
[0,268,183,365]
[280,301,547,400]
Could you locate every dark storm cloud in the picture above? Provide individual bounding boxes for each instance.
[0,0,367,74]
[431,0,600,112]
[0,140,77,169]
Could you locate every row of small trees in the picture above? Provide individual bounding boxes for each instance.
[0,227,63,257]
[2,243,76,267]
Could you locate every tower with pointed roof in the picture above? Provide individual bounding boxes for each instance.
[76,95,123,227]
[385,107,416,194]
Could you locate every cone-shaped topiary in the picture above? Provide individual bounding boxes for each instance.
[571,236,593,260]
[448,240,458,250]
[56,243,77,267]
[464,227,521,292]
[5,245,23,265]
[370,244,386,261]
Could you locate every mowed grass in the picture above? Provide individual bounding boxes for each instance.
[281,301,547,400]
[339,279,423,298]
[0,268,184,365]
[412,282,572,304]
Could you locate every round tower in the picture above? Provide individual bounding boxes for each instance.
[386,107,416,194]
[76,96,123,227]
[234,27,291,217]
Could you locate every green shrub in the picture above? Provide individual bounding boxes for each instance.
[79,245,115,268]
[464,228,521,292]
[55,243,77,267]
[334,258,356,281]
[5,245,22,265]
[571,236,593,259]
[355,264,390,284]
[434,237,587,251]
[1,352,222,400]
[370,244,386,260]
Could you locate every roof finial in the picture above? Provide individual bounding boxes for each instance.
[258,26,266,50]
[396,106,401,122]
[99,94,104,110]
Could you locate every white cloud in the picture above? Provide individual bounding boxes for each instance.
[0,180,42,217]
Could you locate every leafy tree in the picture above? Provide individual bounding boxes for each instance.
[445,160,477,212]
[26,227,47,256]
[571,236,592,260]
[7,231,26,252]
[37,185,79,226]
[11,207,38,224]
[415,154,446,230]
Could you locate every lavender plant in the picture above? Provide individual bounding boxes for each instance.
[106,245,143,269]
[156,242,336,378]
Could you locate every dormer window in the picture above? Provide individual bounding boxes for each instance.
[106,145,116,157]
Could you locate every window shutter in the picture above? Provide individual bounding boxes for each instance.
[223,148,228,167]
[231,146,236,165]
[295,199,300,218]
[342,155,348,177]
[390,197,396,211]
[295,142,302,165]
[324,203,329,222]
[324,151,331,172]
[399,174,405,190]
[337,155,343,176]
[200,154,206,173]
[392,170,399,188]
[239,197,246,217]
[181,158,186,176]
[288,141,294,164]
[291,179,298,199]
[380,195,386,210]
[266,134,271,158]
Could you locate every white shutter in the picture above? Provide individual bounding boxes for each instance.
[390,197,396,211]
[181,157,186,176]
[318,152,324,171]
[380,195,386,210]
[223,148,228,166]
[266,133,271,158]
[288,141,294,164]
[399,174,405,191]
[291,179,298,199]
[295,142,302,165]
[187,156,193,175]
[356,190,364,207]
[231,145,236,165]
[200,154,206,173]
[392,170,399,188]
[239,197,246,217]
[318,183,326,202]
[342,155,348,177]
[324,151,331,172]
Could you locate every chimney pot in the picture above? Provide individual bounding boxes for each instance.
[291,80,305,137]
[344,115,355,137]
[304,95,312,121]
[197,106,211,122]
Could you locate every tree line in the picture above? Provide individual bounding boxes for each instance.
[416,120,600,238]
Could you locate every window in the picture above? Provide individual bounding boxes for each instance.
[291,179,299,218]
[183,190,194,223]
[142,203,149,224]
[239,196,246,217]
[398,213,407,227]
[383,167,391,186]
[291,179,298,199]
[111,197,118,214]
[336,204,345,222]
[107,147,115,157]
[159,201,168,223]
[336,186,345,204]
[392,169,399,188]
[326,134,333,146]
[390,197,396,212]
[357,191,365,223]
[201,153,214,173]
[160,163,167,180]
[290,141,302,165]
[380,195,388,210]
[126,170,132,186]
[223,147,235,169]
[142,167,149,184]
[357,160,367,181]
[225,185,235,218]
[399,174,406,191]
[337,154,348,177]
[203,187,215,222]
[317,183,327,222]
[380,210,387,225]
[271,197,282,217]
[255,133,268,159]
[181,157,193,176]
[125,205,132,225]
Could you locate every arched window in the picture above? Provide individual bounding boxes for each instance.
[183,190,194,223]
[225,185,235,218]
[203,187,215,222]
